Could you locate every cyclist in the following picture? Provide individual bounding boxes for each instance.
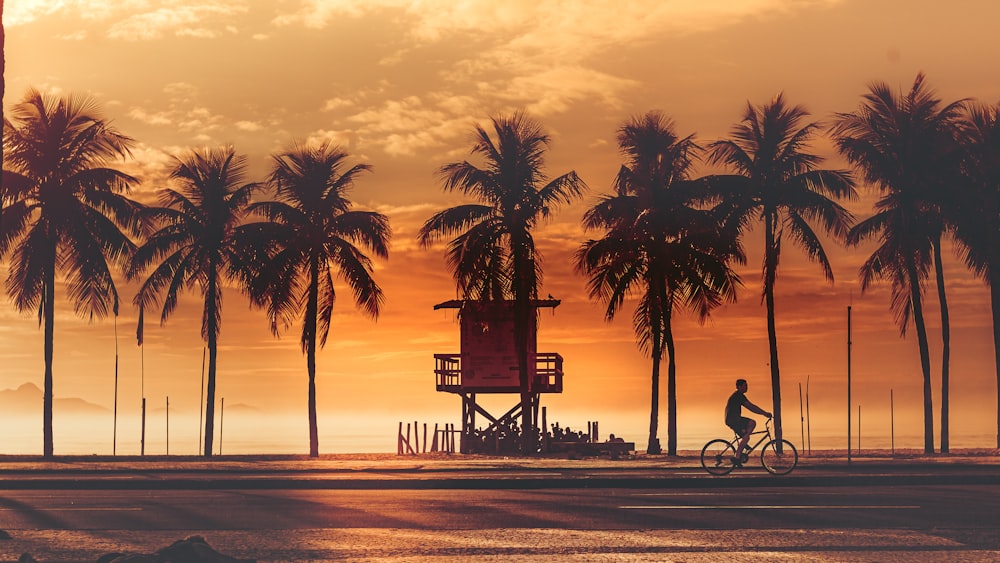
[725,378,771,465]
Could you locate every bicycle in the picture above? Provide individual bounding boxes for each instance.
[700,418,798,475]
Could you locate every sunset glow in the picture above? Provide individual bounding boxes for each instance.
[2,0,997,455]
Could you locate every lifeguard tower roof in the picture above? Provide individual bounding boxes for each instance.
[433,298,561,310]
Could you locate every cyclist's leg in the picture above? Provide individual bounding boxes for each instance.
[737,418,755,453]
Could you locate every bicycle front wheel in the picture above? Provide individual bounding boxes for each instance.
[760,439,798,475]
[700,439,737,475]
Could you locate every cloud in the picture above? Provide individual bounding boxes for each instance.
[345,96,475,156]
[235,121,264,132]
[304,129,356,149]
[107,4,249,40]
[269,0,844,153]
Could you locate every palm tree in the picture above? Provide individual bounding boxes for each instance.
[954,102,1000,448]
[706,94,857,444]
[576,112,742,455]
[1,89,142,457]
[239,141,390,457]
[418,112,585,454]
[128,146,259,457]
[830,73,965,453]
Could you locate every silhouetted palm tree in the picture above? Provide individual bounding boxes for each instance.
[706,94,856,444]
[831,73,965,453]
[576,112,742,455]
[240,141,390,457]
[1,89,142,457]
[128,146,259,457]
[955,102,1000,448]
[418,112,585,454]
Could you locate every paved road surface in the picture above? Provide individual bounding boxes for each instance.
[0,454,997,561]
[1,481,999,561]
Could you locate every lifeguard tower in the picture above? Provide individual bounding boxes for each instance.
[433,298,563,453]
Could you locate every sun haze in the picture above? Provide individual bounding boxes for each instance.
[2,0,997,454]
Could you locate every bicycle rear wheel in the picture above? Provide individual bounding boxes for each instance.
[760,439,798,475]
[700,439,737,475]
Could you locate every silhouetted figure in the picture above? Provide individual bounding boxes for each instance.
[725,379,771,465]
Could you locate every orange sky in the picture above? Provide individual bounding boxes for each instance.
[3,0,998,454]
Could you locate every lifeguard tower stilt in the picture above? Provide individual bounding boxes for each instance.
[433,299,563,454]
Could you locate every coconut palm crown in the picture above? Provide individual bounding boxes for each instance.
[128,146,260,457]
[1,89,142,457]
[419,112,586,453]
[577,111,743,455]
[706,94,857,444]
[831,73,967,453]
[241,141,390,457]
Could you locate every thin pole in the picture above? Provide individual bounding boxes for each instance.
[166,396,170,456]
[218,397,224,456]
[847,305,852,465]
[798,382,804,455]
[891,389,895,456]
[858,404,861,453]
[113,313,119,456]
[806,374,811,455]
[141,338,146,457]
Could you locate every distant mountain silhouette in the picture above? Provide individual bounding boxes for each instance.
[0,383,110,415]
[224,403,261,413]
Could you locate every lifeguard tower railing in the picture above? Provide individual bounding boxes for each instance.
[434,352,564,394]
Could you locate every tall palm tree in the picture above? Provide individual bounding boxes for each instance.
[706,94,857,444]
[418,112,585,454]
[576,112,742,455]
[831,73,966,453]
[240,141,390,457]
[128,146,259,457]
[954,102,1000,448]
[1,89,142,457]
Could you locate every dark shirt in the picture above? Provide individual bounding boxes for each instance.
[725,390,747,426]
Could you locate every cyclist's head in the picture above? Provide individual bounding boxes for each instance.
[735,378,747,390]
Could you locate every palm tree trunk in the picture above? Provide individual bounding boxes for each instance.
[764,214,783,443]
[991,260,1000,449]
[203,269,218,457]
[647,304,663,455]
[204,332,218,456]
[515,307,533,454]
[307,256,320,457]
[512,242,535,455]
[908,262,935,453]
[932,239,950,453]
[664,303,677,456]
[43,258,55,458]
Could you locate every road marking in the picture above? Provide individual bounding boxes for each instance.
[621,505,920,510]
[0,507,144,512]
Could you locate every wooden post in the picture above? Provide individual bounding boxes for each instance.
[432,424,439,452]
[398,422,403,455]
[593,421,599,443]
[141,398,146,456]
[891,389,895,456]
[166,396,170,456]
[414,420,419,453]
[450,424,456,453]
[423,423,428,454]
[541,406,548,453]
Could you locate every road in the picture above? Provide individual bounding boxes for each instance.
[1,482,999,561]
